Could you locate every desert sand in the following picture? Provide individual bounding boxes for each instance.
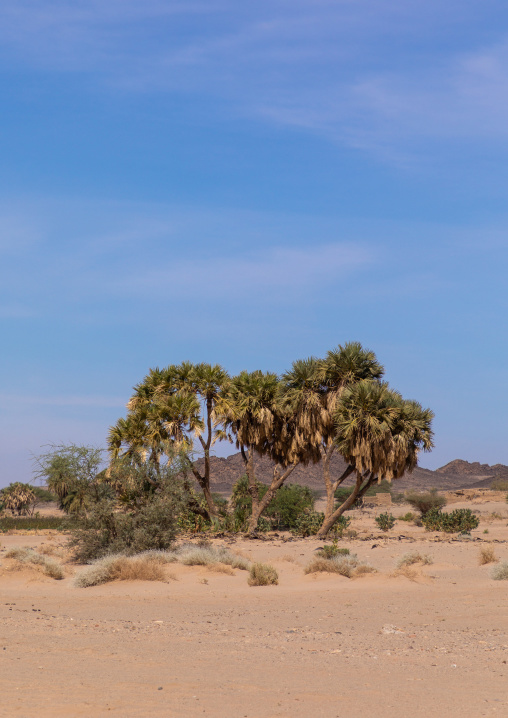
[1,498,508,718]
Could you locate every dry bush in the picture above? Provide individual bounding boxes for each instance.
[491,479,508,491]
[405,489,446,516]
[135,550,179,564]
[207,563,235,575]
[392,565,419,581]
[75,554,166,587]
[5,546,64,580]
[38,544,69,560]
[397,551,433,568]
[177,545,250,570]
[354,564,377,576]
[479,546,498,565]
[304,555,359,578]
[280,554,296,563]
[248,563,279,586]
[109,557,166,582]
[491,562,508,580]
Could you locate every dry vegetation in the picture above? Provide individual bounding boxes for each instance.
[248,563,279,586]
[479,546,498,565]
[5,547,64,580]
[75,555,168,587]
[396,551,433,568]
[304,554,375,578]
[491,562,508,580]
[74,544,250,588]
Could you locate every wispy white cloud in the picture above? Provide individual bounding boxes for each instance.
[2,1,506,160]
[105,242,373,301]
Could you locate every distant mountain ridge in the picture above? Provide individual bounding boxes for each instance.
[436,459,508,478]
[195,454,508,494]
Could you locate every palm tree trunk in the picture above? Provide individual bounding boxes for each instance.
[316,471,376,539]
[322,445,356,521]
[246,463,298,534]
[196,397,219,517]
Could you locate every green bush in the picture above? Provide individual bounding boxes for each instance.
[375,512,396,531]
[405,489,447,516]
[329,514,352,537]
[335,479,404,508]
[231,476,315,531]
[291,511,325,537]
[316,540,350,559]
[422,508,480,533]
[398,512,416,522]
[68,456,188,563]
[265,484,315,529]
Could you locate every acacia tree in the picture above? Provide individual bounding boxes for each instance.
[216,370,315,533]
[315,380,434,538]
[32,444,105,516]
[282,343,384,526]
[108,362,229,518]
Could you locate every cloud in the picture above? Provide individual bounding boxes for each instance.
[105,242,373,301]
[3,0,507,161]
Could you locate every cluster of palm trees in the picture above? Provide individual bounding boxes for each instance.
[108,343,434,536]
[0,482,36,516]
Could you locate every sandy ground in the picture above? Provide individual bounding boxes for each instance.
[1,499,508,718]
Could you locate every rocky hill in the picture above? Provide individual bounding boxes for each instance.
[196,453,508,495]
[436,459,508,479]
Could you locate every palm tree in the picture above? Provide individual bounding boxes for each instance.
[282,343,384,523]
[108,362,228,517]
[0,482,36,516]
[315,380,434,537]
[216,370,312,533]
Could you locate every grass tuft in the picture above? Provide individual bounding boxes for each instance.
[479,546,498,565]
[396,551,433,568]
[248,563,278,586]
[75,555,166,587]
[5,546,64,580]
[305,554,359,578]
[491,562,508,580]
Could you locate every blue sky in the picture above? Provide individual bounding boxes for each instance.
[1,0,507,486]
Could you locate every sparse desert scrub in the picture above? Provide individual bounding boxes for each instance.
[375,512,396,531]
[353,563,377,576]
[305,554,375,578]
[94,544,251,574]
[396,551,433,568]
[398,512,416,522]
[175,544,250,570]
[392,565,419,581]
[207,563,235,575]
[491,562,508,580]
[75,554,168,587]
[422,508,480,533]
[491,478,508,491]
[316,540,350,559]
[248,563,278,586]
[405,489,447,517]
[479,546,498,565]
[305,554,358,578]
[5,546,64,580]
